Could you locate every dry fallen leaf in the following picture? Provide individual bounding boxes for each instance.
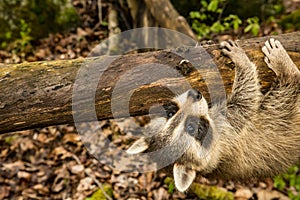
[70,164,85,174]
[235,188,253,200]
[153,187,169,200]
[33,184,49,195]
[51,147,74,161]
[0,186,10,199]
[17,171,31,180]
[52,166,70,193]
[257,190,289,200]
[63,133,81,145]
[3,160,25,171]
[77,177,95,192]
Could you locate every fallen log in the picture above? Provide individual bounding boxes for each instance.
[0,32,299,134]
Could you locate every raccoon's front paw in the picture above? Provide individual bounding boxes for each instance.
[262,38,297,76]
[220,40,248,64]
[262,38,283,73]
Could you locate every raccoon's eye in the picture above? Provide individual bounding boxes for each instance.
[167,111,175,118]
[196,92,202,100]
[185,116,200,137]
[186,122,197,136]
[185,116,212,147]
[163,103,179,119]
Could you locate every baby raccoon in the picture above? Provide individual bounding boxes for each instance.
[127,38,300,192]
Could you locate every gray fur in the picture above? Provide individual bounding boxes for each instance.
[127,38,300,191]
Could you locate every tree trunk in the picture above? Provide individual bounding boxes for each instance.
[0,32,299,134]
[143,0,197,40]
[126,0,196,43]
[126,0,159,47]
[108,4,121,54]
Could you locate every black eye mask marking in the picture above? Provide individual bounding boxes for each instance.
[149,102,179,119]
[163,103,179,119]
[185,116,213,148]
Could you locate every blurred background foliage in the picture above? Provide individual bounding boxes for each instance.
[1,0,300,48]
[274,164,300,199]
[173,0,284,38]
[0,0,79,49]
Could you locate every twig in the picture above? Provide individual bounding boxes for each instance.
[98,0,103,24]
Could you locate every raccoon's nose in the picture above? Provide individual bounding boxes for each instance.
[187,89,202,101]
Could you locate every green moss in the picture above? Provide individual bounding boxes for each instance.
[164,177,234,199]
[4,135,18,145]
[85,184,113,200]
[190,183,234,200]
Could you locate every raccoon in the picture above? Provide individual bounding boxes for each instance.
[127,38,300,192]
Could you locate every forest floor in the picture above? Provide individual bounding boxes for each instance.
[0,1,298,199]
[0,119,291,199]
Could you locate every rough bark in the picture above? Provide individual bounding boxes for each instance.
[126,0,196,41]
[127,0,157,28]
[0,32,299,134]
[108,4,121,54]
[143,0,197,40]
[127,0,139,23]
[126,0,158,47]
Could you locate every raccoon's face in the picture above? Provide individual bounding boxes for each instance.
[127,89,220,192]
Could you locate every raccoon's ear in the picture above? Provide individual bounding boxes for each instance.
[173,163,196,192]
[126,137,149,154]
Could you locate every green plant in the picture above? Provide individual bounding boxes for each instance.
[164,177,175,194]
[188,0,287,38]
[224,14,242,32]
[274,164,300,199]
[189,0,243,39]
[19,19,33,47]
[244,17,260,36]
[85,184,113,200]
[10,19,34,53]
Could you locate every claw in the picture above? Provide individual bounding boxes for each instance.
[275,40,283,49]
[221,49,230,56]
[270,38,276,48]
[262,46,269,56]
[264,57,270,64]
[228,40,235,47]
[220,41,232,51]
[265,40,272,51]
[220,41,227,47]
